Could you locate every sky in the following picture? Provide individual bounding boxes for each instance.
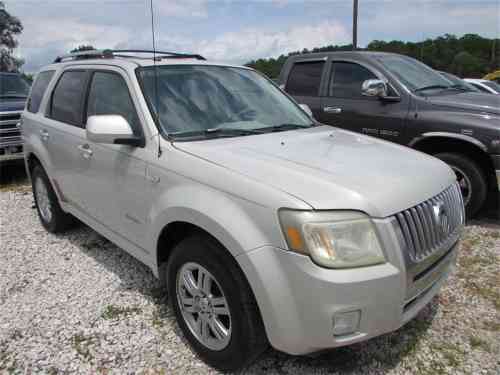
[5,0,500,73]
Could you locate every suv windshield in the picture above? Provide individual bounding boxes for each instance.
[0,73,30,98]
[137,65,312,139]
[376,55,454,94]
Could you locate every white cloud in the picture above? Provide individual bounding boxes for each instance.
[18,17,131,51]
[156,0,208,18]
[156,21,350,63]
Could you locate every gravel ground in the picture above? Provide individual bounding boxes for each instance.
[0,184,499,375]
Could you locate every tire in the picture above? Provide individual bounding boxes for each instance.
[166,234,268,371]
[31,164,75,233]
[434,153,487,219]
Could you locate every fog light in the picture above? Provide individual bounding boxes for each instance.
[333,310,360,336]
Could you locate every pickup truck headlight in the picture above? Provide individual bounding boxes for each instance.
[279,210,385,268]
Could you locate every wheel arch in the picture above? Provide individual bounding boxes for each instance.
[410,133,495,183]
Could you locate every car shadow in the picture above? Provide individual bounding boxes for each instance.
[54,221,438,374]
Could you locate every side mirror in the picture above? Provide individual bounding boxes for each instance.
[361,79,388,98]
[299,103,313,118]
[86,115,142,146]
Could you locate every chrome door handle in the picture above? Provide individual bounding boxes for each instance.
[323,107,342,114]
[40,129,49,141]
[77,144,93,159]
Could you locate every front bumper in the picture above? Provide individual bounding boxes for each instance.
[236,223,458,355]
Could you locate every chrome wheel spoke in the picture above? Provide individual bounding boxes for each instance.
[198,268,212,295]
[182,270,200,296]
[210,317,229,340]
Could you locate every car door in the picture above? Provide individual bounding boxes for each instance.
[43,69,91,207]
[319,60,409,143]
[284,59,326,119]
[75,68,153,248]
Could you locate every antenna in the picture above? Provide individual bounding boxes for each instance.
[150,0,162,157]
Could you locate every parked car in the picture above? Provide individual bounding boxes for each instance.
[0,72,30,162]
[438,71,481,93]
[279,51,500,218]
[464,78,500,94]
[483,70,500,84]
[23,50,464,371]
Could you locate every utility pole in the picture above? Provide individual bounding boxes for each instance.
[353,0,358,50]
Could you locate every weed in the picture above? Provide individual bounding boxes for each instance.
[101,305,142,320]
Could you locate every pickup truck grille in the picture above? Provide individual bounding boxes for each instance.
[0,112,22,147]
[395,183,464,262]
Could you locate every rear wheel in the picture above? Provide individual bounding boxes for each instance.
[166,234,267,371]
[31,165,75,233]
[434,153,487,218]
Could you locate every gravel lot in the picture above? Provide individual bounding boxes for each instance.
[1,180,499,375]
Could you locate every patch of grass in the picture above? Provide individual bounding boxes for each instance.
[430,342,465,368]
[469,335,491,352]
[101,304,142,320]
[483,320,500,332]
[151,308,166,329]
[71,333,95,361]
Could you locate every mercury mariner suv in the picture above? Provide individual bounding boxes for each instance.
[22,50,464,371]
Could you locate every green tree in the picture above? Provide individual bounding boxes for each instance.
[70,45,96,53]
[247,33,499,80]
[0,1,24,72]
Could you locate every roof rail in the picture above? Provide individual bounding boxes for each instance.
[113,50,206,61]
[53,49,114,63]
[53,49,206,63]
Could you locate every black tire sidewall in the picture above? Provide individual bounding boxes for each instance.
[435,153,487,218]
[166,235,261,371]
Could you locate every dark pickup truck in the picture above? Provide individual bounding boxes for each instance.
[279,51,500,218]
[0,72,30,162]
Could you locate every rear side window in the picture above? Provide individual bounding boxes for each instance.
[329,62,377,99]
[50,70,88,127]
[286,61,324,96]
[86,71,141,135]
[27,71,54,113]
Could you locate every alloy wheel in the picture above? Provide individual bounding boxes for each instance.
[176,262,232,351]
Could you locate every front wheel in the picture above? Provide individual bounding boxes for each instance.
[166,234,267,371]
[434,153,487,219]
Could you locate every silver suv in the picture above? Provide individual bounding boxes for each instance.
[22,50,464,371]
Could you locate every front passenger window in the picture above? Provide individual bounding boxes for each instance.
[329,62,377,99]
[86,72,141,135]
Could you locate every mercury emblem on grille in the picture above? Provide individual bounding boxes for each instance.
[433,200,451,236]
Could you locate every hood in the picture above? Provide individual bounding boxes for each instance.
[174,126,456,218]
[0,98,26,113]
[427,92,500,116]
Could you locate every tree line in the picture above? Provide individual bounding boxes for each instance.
[246,34,499,79]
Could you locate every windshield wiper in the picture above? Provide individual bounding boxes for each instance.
[0,94,27,99]
[171,127,262,139]
[447,84,473,92]
[256,123,314,133]
[414,85,449,93]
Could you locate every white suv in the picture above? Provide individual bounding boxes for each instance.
[22,50,464,371]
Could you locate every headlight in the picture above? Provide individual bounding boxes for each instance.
[279,210,385,269]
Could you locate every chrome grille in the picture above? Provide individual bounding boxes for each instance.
[0,112,22,147]
[396,183,464,262]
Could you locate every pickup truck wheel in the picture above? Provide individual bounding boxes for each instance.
[166,234,267,371]
[434,153,487,218]
[31,165,75,233]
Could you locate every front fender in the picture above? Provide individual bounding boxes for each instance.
[147,182,286,275]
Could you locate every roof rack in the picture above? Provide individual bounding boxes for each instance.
[53,49,206,63]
